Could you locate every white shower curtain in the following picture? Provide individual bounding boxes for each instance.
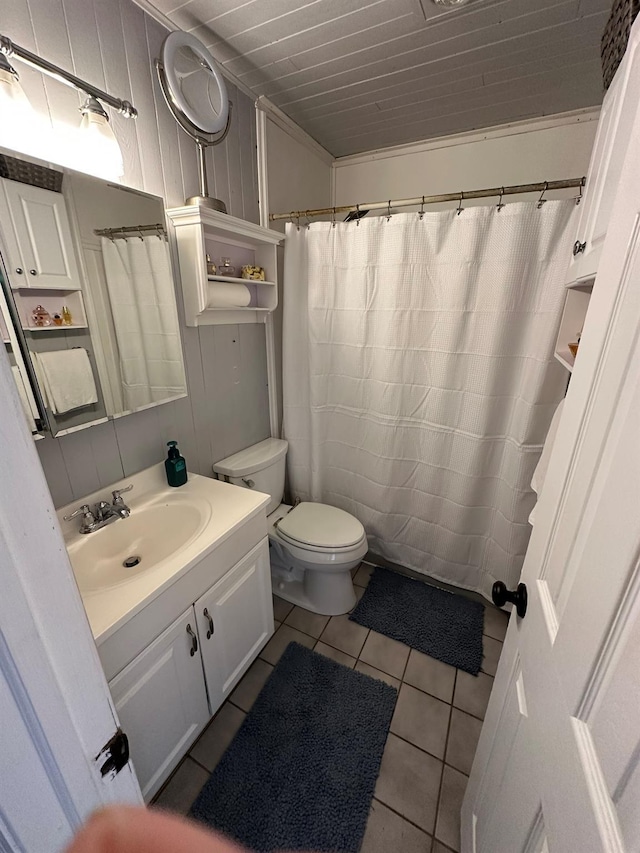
[283,201,576,599]
[101,235,186,411]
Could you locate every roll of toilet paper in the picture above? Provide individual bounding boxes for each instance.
[206,282,251,308]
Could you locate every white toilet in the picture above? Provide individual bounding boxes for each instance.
[213,438,367,616]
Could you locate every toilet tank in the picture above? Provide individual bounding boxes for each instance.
[212,438,288,514]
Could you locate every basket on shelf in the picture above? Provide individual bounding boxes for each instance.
[601,0,640,89]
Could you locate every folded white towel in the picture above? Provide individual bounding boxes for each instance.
[34,348,98,415]
[529,398,565,525]
[206,282,251,308]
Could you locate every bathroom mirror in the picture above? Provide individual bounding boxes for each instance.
[0,148,187,437]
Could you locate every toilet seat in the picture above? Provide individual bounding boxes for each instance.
[275,502,365,552]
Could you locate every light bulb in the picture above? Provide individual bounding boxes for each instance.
[0,58,41,155]
[78,96,124,179]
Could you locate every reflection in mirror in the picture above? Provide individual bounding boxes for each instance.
[0,149,187,437]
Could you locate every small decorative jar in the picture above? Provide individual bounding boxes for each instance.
[241,265,266,281]
[218,257,237,277]
[31,305,52,327]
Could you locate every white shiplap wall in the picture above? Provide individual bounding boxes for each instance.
[9,0,271,507]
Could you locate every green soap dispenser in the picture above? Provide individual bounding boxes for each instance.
[165,440,188,487]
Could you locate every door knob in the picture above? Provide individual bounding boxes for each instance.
[492,581,528,618]
[573,240,586,256]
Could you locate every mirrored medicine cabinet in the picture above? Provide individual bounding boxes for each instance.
[0,148,187,438]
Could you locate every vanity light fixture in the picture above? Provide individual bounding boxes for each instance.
[0,52,40,153]
[0,34,136,179]
[79,96,124,179]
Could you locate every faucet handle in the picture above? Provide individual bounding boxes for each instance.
[63,504,95,523]
[112,484,133,504]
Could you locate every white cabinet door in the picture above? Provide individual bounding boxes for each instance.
[196,538,273,713]
[109,607,209,802]
[566,23,640,284]
[1,180,82,289]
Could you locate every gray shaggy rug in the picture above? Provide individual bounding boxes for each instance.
[190,642,397,852]
[350,567,485,675]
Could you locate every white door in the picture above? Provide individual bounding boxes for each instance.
[196,539,273,713]
[109,607,210,802]
[0,344,142,853]
[462,84,640,852]
[1,180,82,289]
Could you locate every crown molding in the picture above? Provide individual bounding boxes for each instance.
[333,107,601,168]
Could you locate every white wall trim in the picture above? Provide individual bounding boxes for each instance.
[333,108,601,169]
[255,105,281,438]
[256,96,334,166]
[132,0,258,101]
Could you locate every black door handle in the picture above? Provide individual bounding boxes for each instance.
[492,581,528,618]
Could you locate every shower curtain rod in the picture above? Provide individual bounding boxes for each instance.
[268,177,586,222]
[94,223,167,240]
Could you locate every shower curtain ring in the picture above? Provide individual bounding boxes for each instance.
[497,187,505,211]
[296,212,301,231]
[457,192,464,216]
[138,228,144,241]
[356,203,361,226]
[386,200,392,221]
[575,180,584,206]
[537,181,548,209]
[419,196,425,220]
[331,206,336,227]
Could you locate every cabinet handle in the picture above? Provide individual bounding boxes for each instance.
[186,623,198,656]
[15,267,23,275]
[29,269,38,276]
[573,240,586,256]
[203,607,214,639]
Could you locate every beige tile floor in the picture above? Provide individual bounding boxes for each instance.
[154,563,509,853]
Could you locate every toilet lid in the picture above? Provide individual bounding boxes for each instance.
[277,502,364,549]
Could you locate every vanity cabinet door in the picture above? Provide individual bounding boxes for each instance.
[108,606,209,802]
[0,180,82,290]
[196,538,273,714]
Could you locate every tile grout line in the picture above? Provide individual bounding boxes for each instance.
[371,796,434,840]
[431,668,457,851]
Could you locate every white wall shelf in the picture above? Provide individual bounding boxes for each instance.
[167,205,282,326]
[14,288,88,332]
[554,280,593,373]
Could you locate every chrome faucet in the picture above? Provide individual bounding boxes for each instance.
[64,485,133,534]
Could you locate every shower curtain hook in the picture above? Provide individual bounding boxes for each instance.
[497,187,505,211]
[537,181,548,209]
[386,200,392,221]
[138,228,144,241]
[296,212,301,231]
[356,203,361,226]
[575,180,584,206]
[419,196,425,220]
[457,192,464,216]
[331,206,336,228]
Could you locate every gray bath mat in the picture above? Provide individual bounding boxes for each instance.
[350,567,485,675]
[190,642,397,852]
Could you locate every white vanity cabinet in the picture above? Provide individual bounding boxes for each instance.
[0,180,82,290]
[103,537,273,801]
[108,606,210,802]
[195,540,272,711]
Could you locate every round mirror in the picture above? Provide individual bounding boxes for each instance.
[160,32,229,136]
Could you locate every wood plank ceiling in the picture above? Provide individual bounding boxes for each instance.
[148,0,612,156]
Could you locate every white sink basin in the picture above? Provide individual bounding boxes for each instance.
[67,501,207,593]
[57,464,271,642]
